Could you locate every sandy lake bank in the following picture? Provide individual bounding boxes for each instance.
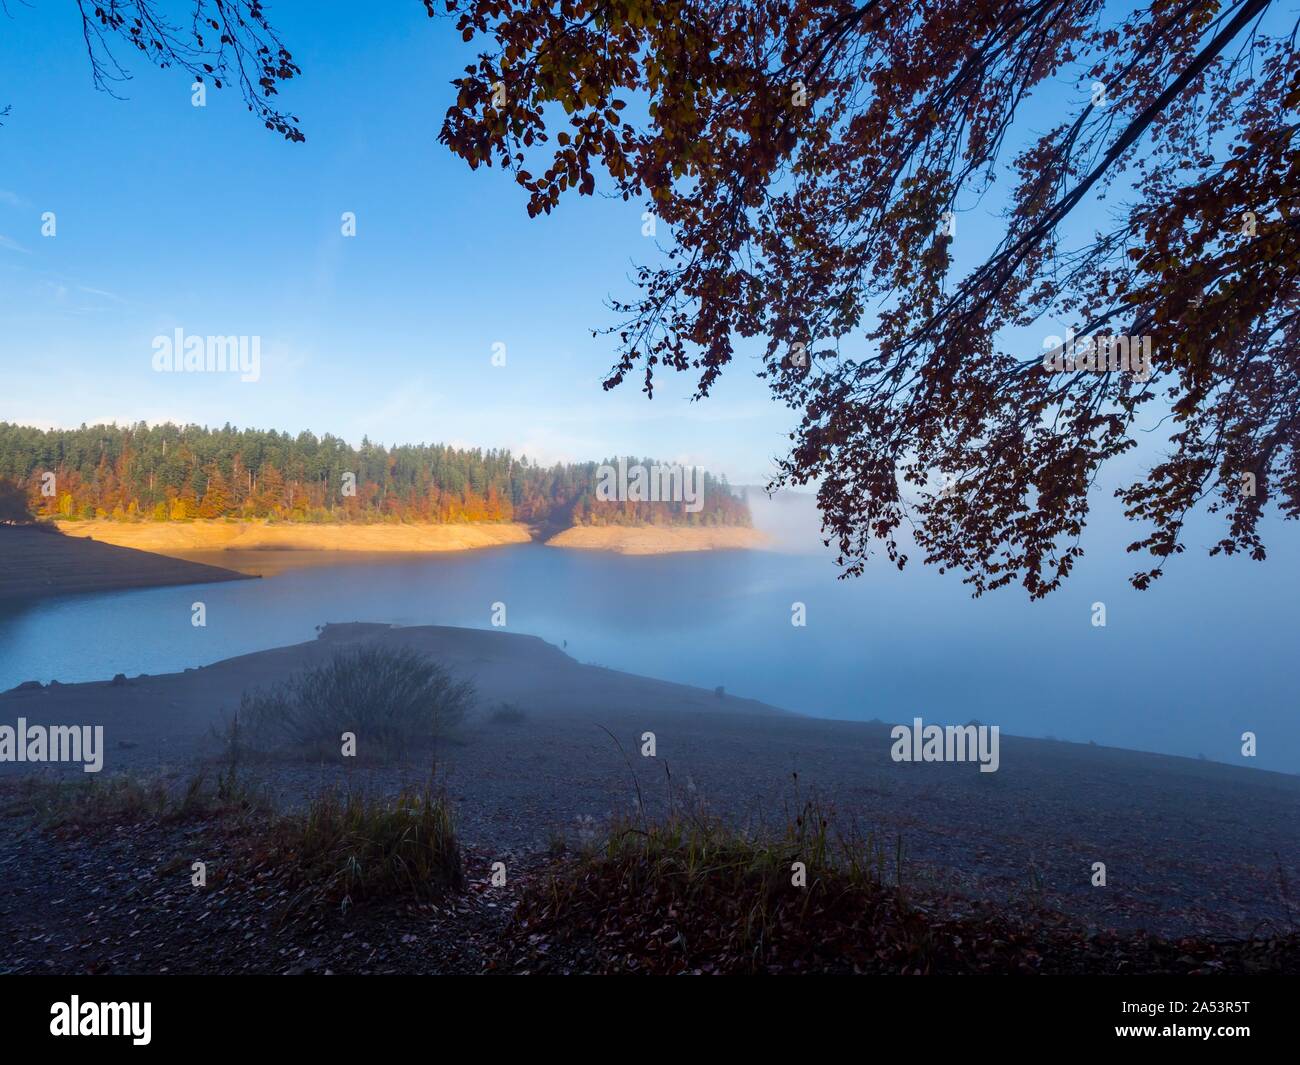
[46,519,769,561]
[52,519,534,555]
[545,524,769,554]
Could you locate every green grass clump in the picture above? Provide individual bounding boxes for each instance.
[2,767,463,918]
[0,768,261,833]
[593,799,893,914]
[511,798,904,973]
[263,785,464,913]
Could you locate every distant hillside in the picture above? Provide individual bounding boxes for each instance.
[0,422,750,530]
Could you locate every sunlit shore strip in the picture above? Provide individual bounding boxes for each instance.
[52,518,533,555]
[49,518,768,557]
[544,524,768,554]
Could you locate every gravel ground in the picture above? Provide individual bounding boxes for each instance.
[1,622,1297,975]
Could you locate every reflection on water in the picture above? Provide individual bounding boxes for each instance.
[0,541,1296,772]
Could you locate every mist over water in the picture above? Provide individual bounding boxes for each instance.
[1,496,1295,773]
[743,488,1300,774]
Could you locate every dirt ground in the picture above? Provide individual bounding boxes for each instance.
[2,620,1296,972]
[0,525,250,601]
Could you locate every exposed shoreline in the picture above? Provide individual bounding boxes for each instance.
[52,518,534,555]
[49,519,768,558]
[545,524,768,554]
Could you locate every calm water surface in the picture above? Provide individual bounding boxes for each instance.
[1,540,1296,772]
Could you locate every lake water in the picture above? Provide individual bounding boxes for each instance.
[1,530,1296,772]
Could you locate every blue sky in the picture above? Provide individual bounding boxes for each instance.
[0,2,792,482]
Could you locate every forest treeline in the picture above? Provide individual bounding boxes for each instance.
[0,422,750,528]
